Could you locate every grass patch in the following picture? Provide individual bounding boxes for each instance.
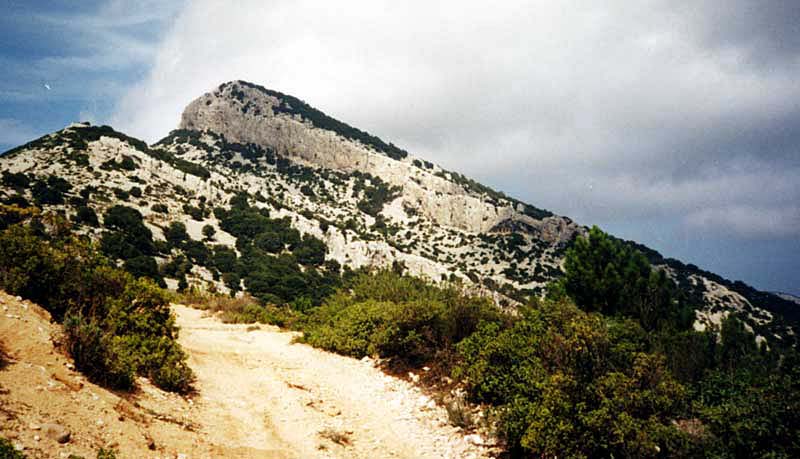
[179,290,302,328]
[444,395,475,429]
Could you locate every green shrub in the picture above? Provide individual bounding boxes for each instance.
[294,234,326,266]
[64,315,136,389]
[100,231,141,260]
[31,175,71,205]
[0,204,39,231]
[165,221,189,247]
[355,175,400,217]
[161,254,192,279]
[113,188,129,200]
[64,276,192,392]
[694,367,799,458]
[123,255,165,287]
[151,203,168,213]
[101,155,137,172]
[74,205,99,226]
[96,448,117,459]
[559,226,691,331]
[144,146,211,179]
[0,437,25,459]
[0,224,90,319]
[216,201,338,305]
[455,298,689,457]
[222,271,241,294]
[303,270,502,364]
[180,291,300,327]
[212,246,238,272]
[304,299,438,360]
[183,240,211,265]
[103,205,156,255]
[202,224,216,241]
[0,222,193,393]
[253,231,283,253]
[1,171,30,189]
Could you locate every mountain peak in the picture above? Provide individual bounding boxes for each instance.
[180,81,408,162]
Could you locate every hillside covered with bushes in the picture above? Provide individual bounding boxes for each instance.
[184,226,800,458]
[0,204,193,393]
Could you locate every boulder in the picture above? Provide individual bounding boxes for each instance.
[41,423,70,443]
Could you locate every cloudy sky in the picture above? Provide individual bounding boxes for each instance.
[2,0,799,295]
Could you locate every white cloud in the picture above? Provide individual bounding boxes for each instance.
[113,0,800,240]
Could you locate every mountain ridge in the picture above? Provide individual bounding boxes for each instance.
[1,80,797,346]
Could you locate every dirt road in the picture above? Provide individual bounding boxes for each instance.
[0,292,493,458]
[173,305,493,459]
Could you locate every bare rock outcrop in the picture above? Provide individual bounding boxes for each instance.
[180,81,579,240]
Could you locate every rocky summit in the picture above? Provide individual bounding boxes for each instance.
[1,80,797,344]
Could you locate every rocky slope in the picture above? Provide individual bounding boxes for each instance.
[0,80,797,345]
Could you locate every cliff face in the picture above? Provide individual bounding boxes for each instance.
[180,81,576,241]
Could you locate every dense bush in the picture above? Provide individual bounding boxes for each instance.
[538,225,800,458]
[31,175,71,205]
[215,199,338,304]
[240,252,334,304]
[97,205,166,286]
[74,205,99,226]
[202,224,215,241]
[285,229,798,457]
[182,204,205,221]
[151,203,168,213]
[103,205,156,255]
[113,188,129,201]
[212,246,238,272]
[0,204,39,231]
[293,234,327,266]
[303,271,502,364]
[354,174,400,217]
[0,222,193,392]
[165,221,189,247]
[101,155,137,172]
[559,226,693,331]
[183,240,211,265]
[95,448,118,459]
[180,291,300,327]
[456,298,690,457]
[123,255,163,286]
[100,231,141,260]
[1,171,30,188]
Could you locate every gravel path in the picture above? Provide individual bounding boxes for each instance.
[173,304,493,459]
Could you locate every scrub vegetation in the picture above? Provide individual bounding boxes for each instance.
[184,224,800,458]
[0,205,193,393]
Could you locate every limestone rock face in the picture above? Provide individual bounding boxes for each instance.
[180,81,578,240]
